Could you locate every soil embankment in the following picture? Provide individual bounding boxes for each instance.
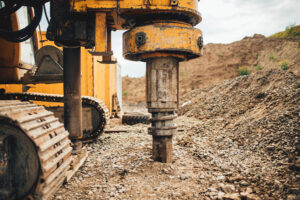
[122,34,300,104]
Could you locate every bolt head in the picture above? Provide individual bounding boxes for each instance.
[198,36,203,49]
[135,32,146,46]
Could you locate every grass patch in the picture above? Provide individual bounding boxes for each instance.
[256,53,259,60]
[123,91,128,96]
[238,66,250,76]
[269,53,276,61]
[180,72,184,76]
[255,63,263,71]
[279,60,289,71]
[270,24,300,38]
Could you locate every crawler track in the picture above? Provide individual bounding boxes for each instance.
[0,100,72,199]
[0,93,109,141]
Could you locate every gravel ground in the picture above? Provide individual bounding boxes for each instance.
[53,116,298,200]
[53,118,209,200]
[52,69,299,200]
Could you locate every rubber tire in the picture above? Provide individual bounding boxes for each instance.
[122,113,150,125]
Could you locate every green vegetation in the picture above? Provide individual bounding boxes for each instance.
[218,54,224,58]
[180,72,184,76]
[123,91,128,96]
[270,24,300,38]
[269,53,276,61]
[255,53,259,60]
[279,60,289,71]
[255,63,263,71]
[238,66,250,76]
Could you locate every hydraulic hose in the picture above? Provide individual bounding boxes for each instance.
[0,0,49,42]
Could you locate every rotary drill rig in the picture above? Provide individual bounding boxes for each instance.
[0,0,203,199]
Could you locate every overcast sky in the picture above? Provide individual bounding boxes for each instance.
[41,0,300,77]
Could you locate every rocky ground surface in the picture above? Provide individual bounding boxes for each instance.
[53,69,299,200]
[178,69,300,200]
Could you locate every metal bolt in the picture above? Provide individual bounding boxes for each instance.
[135,32,146,47]
[127,18,136,28]
[198,36,203,49]
[170,0,178,6]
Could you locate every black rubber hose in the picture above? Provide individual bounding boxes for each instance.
[0,0,50,42]
[0,4,43,42]
[0,3,22,16]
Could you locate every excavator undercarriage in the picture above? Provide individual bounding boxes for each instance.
[0,92,109,142]
[0,100,72,200]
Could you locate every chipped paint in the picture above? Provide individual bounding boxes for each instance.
[123,22,202,61]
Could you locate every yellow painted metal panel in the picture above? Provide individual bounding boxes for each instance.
[0,84,22,93]
[95,13,107,52]
[81,48,94,97]
[27,83,64,107]
[73,0,199,14]
[93,57,106,103]
[105,64,111,113]
[0,84,63,107]
[1,31,119,115]
[123,23,202,61]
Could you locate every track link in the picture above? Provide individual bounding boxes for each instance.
[0,92,109,141]
[0,100,72,200]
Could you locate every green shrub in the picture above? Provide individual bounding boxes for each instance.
[238,66,250,76]
[270,24,300,38]
[285,23,295,34]
[269,53,276,61]
[293,31,300,37]
[279,60,289,70]
[123,91,128,96]
[255,63,263,71]
[256,54,259,60]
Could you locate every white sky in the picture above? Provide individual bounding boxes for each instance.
[41,0,300,77]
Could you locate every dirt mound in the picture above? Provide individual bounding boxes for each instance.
[178,69,300,199]
[179,36,300,95]
[122,35,300,104]
[122,76,145,104]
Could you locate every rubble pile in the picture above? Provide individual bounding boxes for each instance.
[178,69,300,199]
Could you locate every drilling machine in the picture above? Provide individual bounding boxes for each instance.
[0,0,202,199]
[52,0,203,163]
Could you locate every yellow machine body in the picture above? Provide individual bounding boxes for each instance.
[0,8,41,83]
[123,22,202,61]
[72,0,200,23]
[0,32,121,116]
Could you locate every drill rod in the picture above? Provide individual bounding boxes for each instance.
[63,47,82,144]
[146,57,179,163]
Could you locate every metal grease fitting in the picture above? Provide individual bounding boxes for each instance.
[135,32,146,47]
